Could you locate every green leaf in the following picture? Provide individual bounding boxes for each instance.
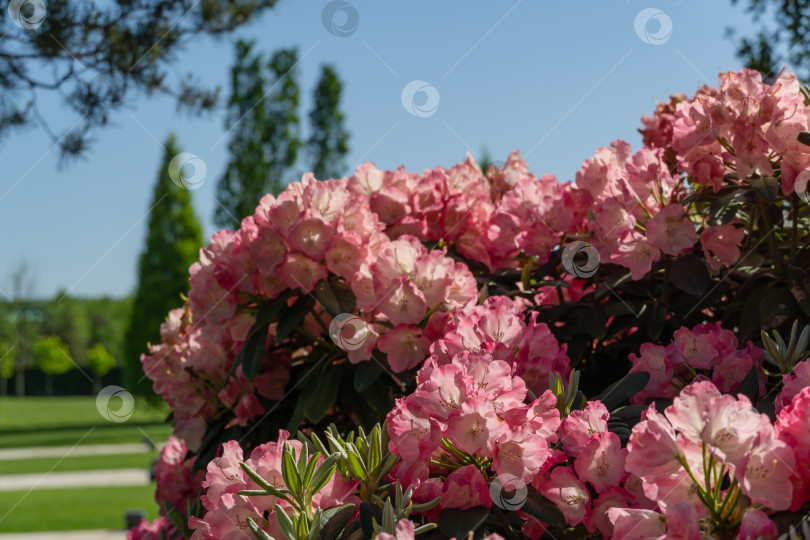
[256,290,295,326]
[797,130,810,147]
[274,504,296,540]
[594,372,651,411]
[737,365,760,403]
[707,190,748,225]
[521,487,567,529]
[247,517,277,540]
[192,417,229,474]
[314,277,357,317]
[644,303,667,340]
[305,364,341,424]
[758,288,796,331]
[437,507,490,539]
[345,443,368,480]
[240,322,271,381]
[748,175,779,204]
[163,501,192,537]
[353,360,384,392]
[309,454,340,494]
[359,501,382,539]
[282,445,304,495]
[301,452,321,487]
[276,295,317,344]
[669,255,711,297]
[318,504,356,540]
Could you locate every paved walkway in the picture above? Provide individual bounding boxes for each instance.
[0,531,127,540]
[0,443,154,461]
[0,469,151,491]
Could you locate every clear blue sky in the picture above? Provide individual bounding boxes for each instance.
[0,1,757,299]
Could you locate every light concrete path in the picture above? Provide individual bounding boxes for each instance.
[0,443,154,461]
[0,530,127,539]
[0,469,151,491]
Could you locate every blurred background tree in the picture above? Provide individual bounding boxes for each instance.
[0,0,279,163]
[308,65,349,180]
[214,43,301,229]
[87,343,116,394]
[33,335,73,395]
[729,0,810,81]
[123,134,203,395]
[0,341,16,396]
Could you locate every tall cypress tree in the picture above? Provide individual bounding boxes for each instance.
[214,42,301,229]
[308,65,349,180]
[124,134,203,395]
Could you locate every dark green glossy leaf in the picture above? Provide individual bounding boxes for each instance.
[240,322,270,381]
[737,365,760,403]
[520,487,567,529]
[314,277,357,317]
[798,130,810,147]
[707,190,748,225]
[594,371,650,411]
[645,303,667,340]
[305,365,341,424]
[276,294,317,344]
[318,503,356,540]
[437,507,490,539]
[748,175,779,204]
[669,255,711,297]
[359,501,382,539]
[353,360,383,392]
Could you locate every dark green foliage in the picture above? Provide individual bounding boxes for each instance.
[123,134,203,395]
[214,42,301,229]
[308,65,349,180]
[0,0,279,162]
[729,0,810,80]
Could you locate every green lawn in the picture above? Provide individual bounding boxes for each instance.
[0,485,161,532]
[0,396,172,532]
[0,396,172,448]
[0,452,159,475]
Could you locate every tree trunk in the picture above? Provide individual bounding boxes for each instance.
[15,365,24,397]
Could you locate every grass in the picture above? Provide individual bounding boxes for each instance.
[0,485,161,532]
[0,396,172,449]
[0,452,159,475]
[0,396,171,532]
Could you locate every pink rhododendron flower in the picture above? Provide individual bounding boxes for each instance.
[737,507,779,540]
[607,508,665,540]
[646,204,697,256]
[575,431,627,492]
[538,466,590,526]
[700,221,745,270]
[441,465,491,509]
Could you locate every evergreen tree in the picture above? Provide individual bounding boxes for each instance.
[0,0,279,161]
[214,43,301,229]
[124,134,203,395]
[308,65,350,180]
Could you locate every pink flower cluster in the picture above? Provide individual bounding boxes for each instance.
[628,322,766,404]
[154,436,203,519]
[776,358,810,412]
[141,305,290,447]
[350,152,584,272]
[386,349,561,509]
[430,296,570,397]
[189,430,357,540]
[620,380,800,538]
[642,68,810,196]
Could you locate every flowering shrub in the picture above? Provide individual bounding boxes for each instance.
[132,68,810,539]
